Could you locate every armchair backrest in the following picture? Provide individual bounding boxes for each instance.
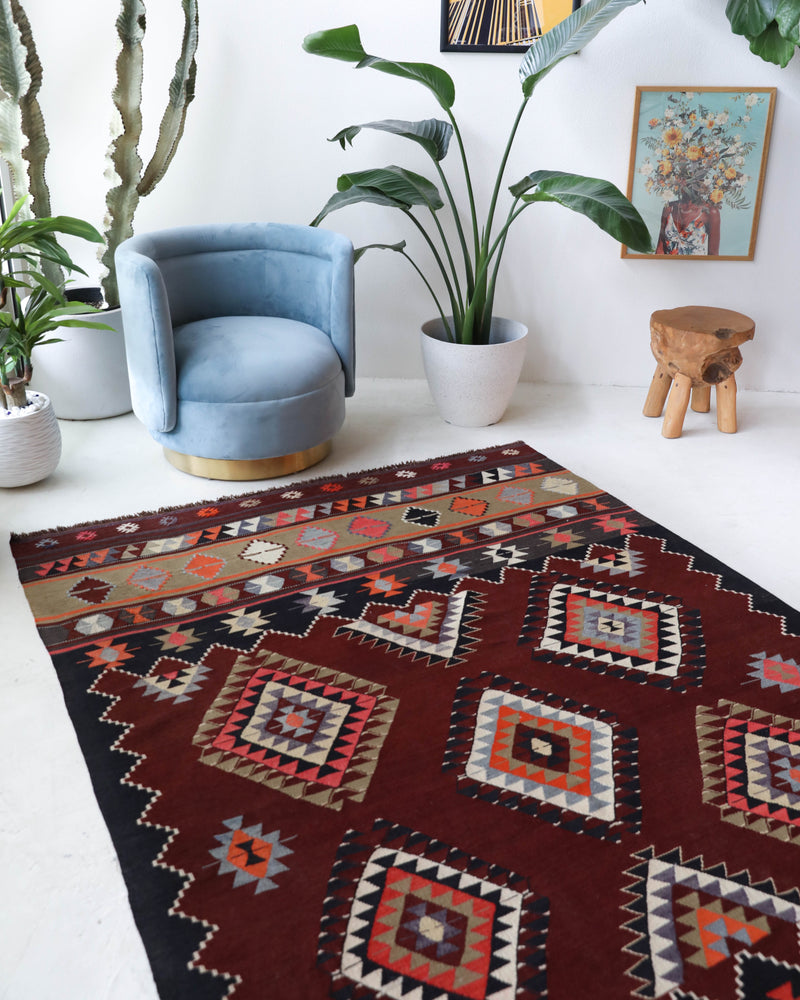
[115,223,355,432]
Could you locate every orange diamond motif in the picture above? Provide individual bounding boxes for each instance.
[227,828,273,878]
[450,496,489,517]
[184,553,226,581]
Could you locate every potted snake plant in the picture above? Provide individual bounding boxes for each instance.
[0,198,108,486]
[0,0,199,419]
[305,0,653,425]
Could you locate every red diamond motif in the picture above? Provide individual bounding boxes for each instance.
[349,516,391,540]
[68,576,114,604]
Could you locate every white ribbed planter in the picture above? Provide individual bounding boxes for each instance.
[421,316,528,427]
[31,306,132,419]
[0,391,61,487]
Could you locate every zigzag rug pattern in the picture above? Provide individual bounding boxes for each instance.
[10,440,800,999]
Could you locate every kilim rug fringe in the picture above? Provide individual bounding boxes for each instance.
[10,440,800,1000]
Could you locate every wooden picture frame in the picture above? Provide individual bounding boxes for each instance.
[440,0,580,53]
[622,86,776,260]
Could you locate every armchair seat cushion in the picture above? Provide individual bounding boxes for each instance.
[173,316,343,403]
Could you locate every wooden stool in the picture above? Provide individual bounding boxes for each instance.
[643,305,755,438]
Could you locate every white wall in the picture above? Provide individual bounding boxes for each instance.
[23,0,800,390]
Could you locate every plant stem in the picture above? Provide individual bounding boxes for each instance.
[482,197,524,330]
[483,96,529,266]
[432,157,474,296]
[399,249,452,339]
[425,203,465,326]
[403,209,462,324]
[446,112,481,270]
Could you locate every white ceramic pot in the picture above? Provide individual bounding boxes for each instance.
[31,306,132,419]
[0,391,61,487]
[421,316,528,426]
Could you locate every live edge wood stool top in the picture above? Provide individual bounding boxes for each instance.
[643,305,755,439]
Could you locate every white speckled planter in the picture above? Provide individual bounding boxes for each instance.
[31,306,132,420]
[0,391,61,487]
[421,316,528,427]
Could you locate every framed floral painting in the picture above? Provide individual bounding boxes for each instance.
[621,87,776,260]
[440,0,580,52]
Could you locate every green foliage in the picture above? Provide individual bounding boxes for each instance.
[304,0,652,346]
[725,0,800,65]
[0,0,199,309]
[0,196,108,406]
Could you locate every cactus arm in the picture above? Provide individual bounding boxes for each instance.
[0,0,32,212]
[10,0,50,219]
[138,0,198,196]
[101,0,146,309]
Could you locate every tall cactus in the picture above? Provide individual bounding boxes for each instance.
[0,0,199,308]
[101,0,199,306]
[0,0,50,220]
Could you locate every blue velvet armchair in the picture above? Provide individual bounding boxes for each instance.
[114,223,355,479]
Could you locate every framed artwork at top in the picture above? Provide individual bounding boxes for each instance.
[440,0,580,52]
[621,86,777,261]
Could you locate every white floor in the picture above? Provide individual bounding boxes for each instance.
[1,379,798,1000]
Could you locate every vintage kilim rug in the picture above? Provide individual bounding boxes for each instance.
[11,441,800,1000]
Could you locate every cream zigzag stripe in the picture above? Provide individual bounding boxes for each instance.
[632,533,800,640]
[90,643,245,997]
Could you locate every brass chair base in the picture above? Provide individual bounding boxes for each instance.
[163,440,332,481]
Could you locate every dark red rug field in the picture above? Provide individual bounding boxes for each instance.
[11,441,800,1000]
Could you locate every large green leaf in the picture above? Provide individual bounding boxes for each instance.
[311,185,409,227]
[725,0,780,37]
[330,118,453,162]
[725,0,800,63]
[776,0,800,41]
[303,23,367,62]
[303,24,455,109]
[511,170,653,252]
[13,215,104,243]
[337,166,443,210]
[519,0,645,97]
[748,19,798,61]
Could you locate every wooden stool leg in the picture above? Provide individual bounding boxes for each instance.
[716,375,738,433]
[643,365,672,418]
[662,372,692,438]
[691,384,711,413]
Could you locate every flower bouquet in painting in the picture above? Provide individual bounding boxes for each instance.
[626,88,775,259]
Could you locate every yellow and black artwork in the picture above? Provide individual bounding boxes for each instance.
[441,0,579,51]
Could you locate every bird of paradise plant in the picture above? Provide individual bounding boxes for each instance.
[304,0,652,346]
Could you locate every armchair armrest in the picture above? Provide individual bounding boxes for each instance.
[115,242,178,433]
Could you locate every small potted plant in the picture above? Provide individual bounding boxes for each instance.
[0,198,108,487]
[304,0,653,425]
